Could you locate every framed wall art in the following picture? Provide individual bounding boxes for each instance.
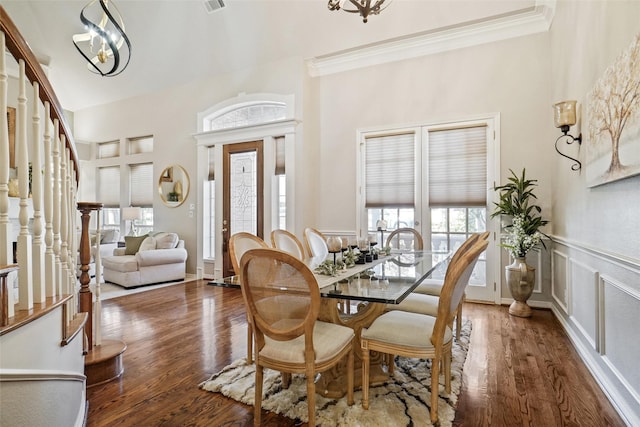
[586,33,640,187]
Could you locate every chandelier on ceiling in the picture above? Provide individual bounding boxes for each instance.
[327,0,389,23]
[72,0,131,77]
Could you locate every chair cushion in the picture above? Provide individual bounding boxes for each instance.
[387,293,439,316]
[362,310,452,349]
[153,232,179,249]
[101,229,120,244]
[260,321,353,365]
[124,234,148,255]
[139,235,157,251]
[102,255,139,273]
[412,278,444,296]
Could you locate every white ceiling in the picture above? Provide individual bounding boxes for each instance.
[2,0,539,111]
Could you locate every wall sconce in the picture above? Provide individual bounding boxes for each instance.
[553,100,583,171]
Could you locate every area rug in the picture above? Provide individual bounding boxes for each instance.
[90,274,196,301]
[200,320,471,427]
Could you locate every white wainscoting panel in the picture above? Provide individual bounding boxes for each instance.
[551,236,640,426]
[552,249,569,314]
[570,260,599,351]
[599,275,640,402]
[527,248,543,293]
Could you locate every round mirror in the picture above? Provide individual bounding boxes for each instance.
[158,164,190,207]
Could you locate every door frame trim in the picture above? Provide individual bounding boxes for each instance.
[193,118,300,279]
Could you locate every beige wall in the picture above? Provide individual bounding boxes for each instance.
[546,1,640,424]
[314,32,554,232]
[74,56,307,272]
[549,0,640,258]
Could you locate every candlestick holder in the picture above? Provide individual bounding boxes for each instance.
[326,236,343,265]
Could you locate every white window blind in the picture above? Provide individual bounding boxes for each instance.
[275,136,285,175]
[98,166,120,208]
[128,136,154,154]
[428,125,487,206]
[130,163,153,206]
[98,140,120,159]
[208,146,215,181]
[364,132,415,208]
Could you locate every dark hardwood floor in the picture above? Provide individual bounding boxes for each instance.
[86,280,625,427]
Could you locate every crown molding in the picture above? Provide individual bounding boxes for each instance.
[307,0,556,77]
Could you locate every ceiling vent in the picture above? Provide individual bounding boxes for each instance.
[203,0,225,13]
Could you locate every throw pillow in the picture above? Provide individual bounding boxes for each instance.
[138,236,157,252]
[154,232,179,249]
[101,229,120,244]
[124,234,148,255]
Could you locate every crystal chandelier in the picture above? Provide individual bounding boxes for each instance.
[327,0,389,23]
[72,0,131,76]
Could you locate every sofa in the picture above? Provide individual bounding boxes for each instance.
[76,229,120,278]
[102,232,188,288]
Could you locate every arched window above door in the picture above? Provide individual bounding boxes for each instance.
[203,101,287,131]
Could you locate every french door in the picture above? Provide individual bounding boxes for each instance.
[222,141,264,277]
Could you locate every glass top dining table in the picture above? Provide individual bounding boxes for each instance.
[208,250,451,305]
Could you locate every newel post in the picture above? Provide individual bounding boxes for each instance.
[77,202,102,348]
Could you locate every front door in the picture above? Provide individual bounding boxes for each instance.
[222,141,264,277]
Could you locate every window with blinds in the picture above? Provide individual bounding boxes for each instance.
[128,136,154,155]
[364,132,415,208]
[130,163,153,206]
[98,141,120,159]
[98,166,120,207]
[428,125,487,206]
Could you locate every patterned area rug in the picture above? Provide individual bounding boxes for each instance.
[200,320,472,427]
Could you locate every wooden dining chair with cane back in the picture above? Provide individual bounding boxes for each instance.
[303,227,329,258]
[361,238,489,424]
[385,227,424,251]
[239,248,355,427]
[229,232,269,364]
[271,229,305,259]
[395,231,491,337]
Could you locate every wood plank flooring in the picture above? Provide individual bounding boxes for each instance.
[86,280,625,427]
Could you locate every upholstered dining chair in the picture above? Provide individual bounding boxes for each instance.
[398,231,491,337]
[303,227,329,258]
[361,238,489,424]
[229,232,269,364]
[239,248,355,427]
[385,227,424,251]
[270,229,306,259]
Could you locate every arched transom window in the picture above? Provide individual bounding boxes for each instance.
[205,102,287,131]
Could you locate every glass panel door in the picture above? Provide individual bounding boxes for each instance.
[222,141,263,277]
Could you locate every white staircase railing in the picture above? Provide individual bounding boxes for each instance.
[1,6,88,427]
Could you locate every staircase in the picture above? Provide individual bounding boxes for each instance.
[0,6,89,426]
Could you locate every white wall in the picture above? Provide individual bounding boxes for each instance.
[550,0,640,258]
[548,1,640,424]
[74,56,307,272]
[314,31,555,301]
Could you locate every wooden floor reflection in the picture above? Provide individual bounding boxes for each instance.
[86,281,624,427]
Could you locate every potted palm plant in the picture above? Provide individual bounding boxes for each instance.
[491,168,548,317]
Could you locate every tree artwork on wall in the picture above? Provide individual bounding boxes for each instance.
[586,33,640,187]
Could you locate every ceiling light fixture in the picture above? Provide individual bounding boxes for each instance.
[72,0,131,77]
[327,0,389,23]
